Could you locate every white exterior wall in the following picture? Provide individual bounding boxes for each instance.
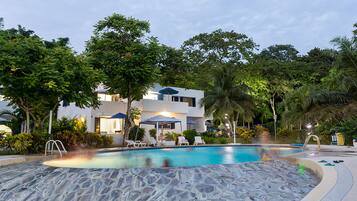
[57,84,207,136]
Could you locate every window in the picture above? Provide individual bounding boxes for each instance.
[171,96,196,107]
[155,123,175,129]
[98,93,121,102]
[172,96,179,102]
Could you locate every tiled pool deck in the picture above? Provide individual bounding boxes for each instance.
[0,160,318,201]
[0,144,356,201]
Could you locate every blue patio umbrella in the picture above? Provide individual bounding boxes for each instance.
[110,112,127,119]
[159,87,179,95]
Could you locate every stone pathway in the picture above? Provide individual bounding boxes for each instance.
[0,160,319,201]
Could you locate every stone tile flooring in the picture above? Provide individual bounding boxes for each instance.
[0,160,319,201]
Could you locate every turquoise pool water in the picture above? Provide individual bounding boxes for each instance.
[45,146,302,169]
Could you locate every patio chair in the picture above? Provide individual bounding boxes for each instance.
[194,136,205,145]
[178,136,189,146]
[125,140,139,147]
[135,141,147,147]
[148,137,157,146]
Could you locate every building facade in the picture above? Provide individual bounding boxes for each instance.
[57,84,206,143]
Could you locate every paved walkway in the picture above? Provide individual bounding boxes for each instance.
[302,146,357,201]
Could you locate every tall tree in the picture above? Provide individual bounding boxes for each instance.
[86,14,162,140]
[201,64,253,143]
[182,29,257,89]
[0,26,101,132]
[259,44,299,62]
[158,46,195,88]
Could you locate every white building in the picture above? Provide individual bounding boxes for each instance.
[57,84,206,143]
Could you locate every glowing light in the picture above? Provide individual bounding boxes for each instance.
[306,123,312,129]
[160,111,172,117]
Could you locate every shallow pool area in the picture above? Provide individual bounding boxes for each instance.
[44,145,303,168]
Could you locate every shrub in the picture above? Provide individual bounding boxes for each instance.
[200,131,216,138]
[29,131,50,153]
[129,126,145,141]
[237,127,254,144]
[217,137,228,144]
[164,132,180,142]
[101,135,113,147]
[13,133,33,154]
[84,133,103,148]
[0,133,33,154]
[276,128,301,144]
[149,129,157,138]
[202,136,216,144]
[54,130,83,150]
[183,130,197,144]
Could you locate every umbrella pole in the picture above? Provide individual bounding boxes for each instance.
[156,122,159,143]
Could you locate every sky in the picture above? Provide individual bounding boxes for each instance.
[1,0,356,54]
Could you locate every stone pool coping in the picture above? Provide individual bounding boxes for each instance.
[299,145,357,201]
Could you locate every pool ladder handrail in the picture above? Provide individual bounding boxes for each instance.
[303,134,321,151]
[45,140,67,157]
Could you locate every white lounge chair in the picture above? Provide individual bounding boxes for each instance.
[178,136,189,146]
[148,137,157,146]
[194,136,205,145]
[125,140,138,147]
[135,141,147,147]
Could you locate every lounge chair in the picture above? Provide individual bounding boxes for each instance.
[148,137,157,146]
[194,136,205,145]
[135,141,147,147]
[125,140,140,147]
[178,136,189,146]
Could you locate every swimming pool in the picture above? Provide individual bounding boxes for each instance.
[44,146,303,169]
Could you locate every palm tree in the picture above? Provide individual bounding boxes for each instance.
[283,26,357,129]
[201,64,254,143]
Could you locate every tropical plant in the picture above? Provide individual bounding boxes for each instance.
[183,129,197,144]
[201,64,254,142]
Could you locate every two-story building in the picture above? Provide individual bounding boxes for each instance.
[57,84,206,143]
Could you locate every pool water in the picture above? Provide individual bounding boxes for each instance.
[44,146,302,169]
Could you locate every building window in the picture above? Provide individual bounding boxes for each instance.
[172,96,196,107]
[155,123,175,129]
[95,117,123,134]
[97,93,121,102]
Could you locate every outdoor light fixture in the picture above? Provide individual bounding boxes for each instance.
[160,111,172,117]
[306,123,312,129]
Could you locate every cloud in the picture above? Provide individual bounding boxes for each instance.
[0,0,356,53]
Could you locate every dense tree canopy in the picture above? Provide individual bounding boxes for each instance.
[0,26,101,132]
[86,14,162,138]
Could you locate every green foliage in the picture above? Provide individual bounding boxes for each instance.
[149,129,157,138]
[200,131,216,138]
[29,131,50,153]
[183,129,197,144]
[202,136,229,144]
[0,133,33,154]
[164,132,180,142]
[101,135,114,147]
[86,13,162,138]
[13,133,33,154]
[334,118,357,146]
[259,44,299,62]
[0,26,102,132]
[128,126,145,141]
[237,127,254,144]
[276,128,302,144]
